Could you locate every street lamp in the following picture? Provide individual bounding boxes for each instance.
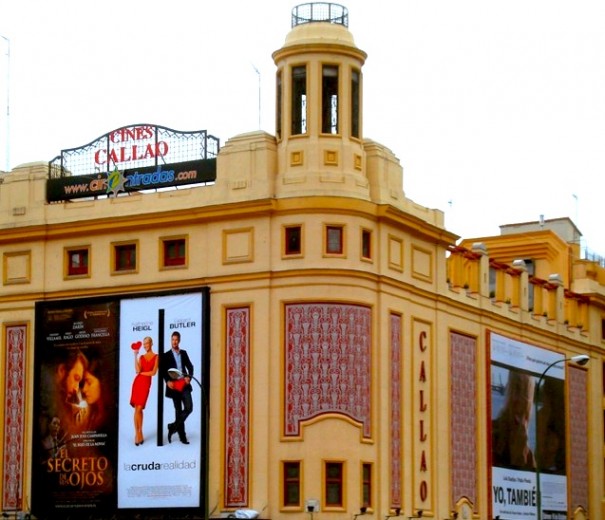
[534,354,589,520]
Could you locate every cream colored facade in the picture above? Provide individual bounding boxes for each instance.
[0,4,603,520]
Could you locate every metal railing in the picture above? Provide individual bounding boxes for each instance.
[291,3,348,28]
[582,246,605,267]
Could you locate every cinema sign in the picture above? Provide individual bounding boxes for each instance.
[93,125,168,166]
[47,124,220,202]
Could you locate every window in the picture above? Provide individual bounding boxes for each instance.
[276,70,282,140]
[322,65,339,134]
[326,225,344,255]
[351,69,360,138]
[283,461,301,508]
[291,66,307,135]
[113,242,137,273]
[361,229,372,260]
[285,225,302,256]
[66,247,90,277]
[324,461,344,508]
[162,237,187,268]
[361,463,372,509]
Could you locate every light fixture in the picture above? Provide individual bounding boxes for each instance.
[305,499,319,514]
[570,354,590,366]
[353,506,368,520]
[385,507,401,520]
[408,511,422,520]
[534,354,589,520]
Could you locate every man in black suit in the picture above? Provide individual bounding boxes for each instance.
[161,331,194,444]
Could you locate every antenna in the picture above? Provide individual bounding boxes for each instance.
[572,193,578,223]
[0,34,9,172]
[252,63,261,129]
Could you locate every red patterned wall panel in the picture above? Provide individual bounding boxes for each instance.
[224,308,250,508]
[3,325,26,511]
[284,303,371,438]
[569,365,588,511]
[450,331,477,508]
[390,314,402,508]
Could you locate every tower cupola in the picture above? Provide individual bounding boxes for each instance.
[272,3,369,199]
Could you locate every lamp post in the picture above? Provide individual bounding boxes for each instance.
[534,354,589,520]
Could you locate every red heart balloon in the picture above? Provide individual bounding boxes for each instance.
[131,342,140,350]
[136,341,142,348]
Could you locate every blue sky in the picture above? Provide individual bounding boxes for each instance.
[1,0,604,255]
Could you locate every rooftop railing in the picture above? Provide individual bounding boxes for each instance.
[292,3,348,28]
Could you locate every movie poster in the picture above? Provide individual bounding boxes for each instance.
[33,299,119,516]
[32,290,208,518]
[490,332,568,520]
[117,292,204,509]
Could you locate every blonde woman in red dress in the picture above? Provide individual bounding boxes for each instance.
[130,337,159,445]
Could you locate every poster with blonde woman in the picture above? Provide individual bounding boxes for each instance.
[129,336,159,446]
[117,292,204,510]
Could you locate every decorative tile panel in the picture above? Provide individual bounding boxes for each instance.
[390,314,402,508]
[569,365,588,511]
[285,303,371,438]
[224,308,250,508]
[450,332,477,508]
[3,325,26,510]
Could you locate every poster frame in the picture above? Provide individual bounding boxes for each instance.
[31,287,210,520]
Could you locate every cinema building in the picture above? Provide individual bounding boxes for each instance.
[0,4,603,520]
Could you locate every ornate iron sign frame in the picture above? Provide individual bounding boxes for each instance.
[47,124,220,202]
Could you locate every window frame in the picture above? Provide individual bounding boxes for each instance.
[361,228,372,261]
[291,64,308,136]
[351,67,361,139]
[276,69,283,140]
[284,224,303,257]
[324,224,345,257]
[323,460,345,510]
[64,246,91,278]
[282,460,302,509]
[160,235,188,269]
[361,462,373,510]
[112,240,138,274]
[321,63,340,135]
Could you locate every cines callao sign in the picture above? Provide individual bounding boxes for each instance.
[47,124,219,202]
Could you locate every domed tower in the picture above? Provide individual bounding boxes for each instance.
[272,3,369,199]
